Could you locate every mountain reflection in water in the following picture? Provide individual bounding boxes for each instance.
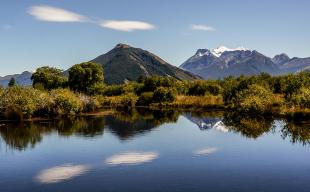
[0,109,310,151]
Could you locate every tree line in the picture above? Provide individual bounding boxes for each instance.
[0,62,309,120]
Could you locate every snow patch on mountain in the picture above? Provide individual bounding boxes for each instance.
[211,46,248,57]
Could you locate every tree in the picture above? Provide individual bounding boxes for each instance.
[68,62,104,93]
[8,77,16,87]
[153,87,176,103]
[31,66,67,90]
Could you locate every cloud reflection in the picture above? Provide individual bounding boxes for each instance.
[194,147,218,156]
[105,152,159,165]
[35,164,90,184]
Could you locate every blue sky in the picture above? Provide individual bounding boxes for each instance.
[0,0,309,76]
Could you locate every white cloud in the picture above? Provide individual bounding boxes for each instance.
[35,164,90,184]
[100,20,155,32]
[28,5,87,22]
[194,147,218,156]
[191,24,216,31]
[105,152,159,165]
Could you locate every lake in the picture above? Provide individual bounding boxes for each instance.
[0,109,310,192]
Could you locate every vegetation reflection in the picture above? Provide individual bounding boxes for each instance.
[1,110,310,151]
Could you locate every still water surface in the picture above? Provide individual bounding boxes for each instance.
[0,110,310,192]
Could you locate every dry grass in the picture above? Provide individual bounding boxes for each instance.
[171,95,224,108]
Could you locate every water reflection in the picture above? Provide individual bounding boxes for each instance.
[0,110,310,151]
[35,164,90,184]
[105,152,159,165]
[223,112,275,139]
[281,121,310,145]
[194,147,218,156]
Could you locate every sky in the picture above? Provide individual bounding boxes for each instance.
[0,0,309,76]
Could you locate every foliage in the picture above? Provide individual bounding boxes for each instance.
[1,71,310,120]
[290,87,310,108]
[97,93,138,109]
[141,76,176,92]
[68,62,104,93]
[79,95,100,113]
[172,95,223,108]
[137,92,154,106]
[8,77,16,87]
[101,84,124,96]
[0,87,50,119]
[232,84,275,113]
[50,89,83,115]
[188,80,222,96]
[153,87,176,103]
[31,66,67,90]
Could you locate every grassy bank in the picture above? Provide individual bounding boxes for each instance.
[1,64,310,120]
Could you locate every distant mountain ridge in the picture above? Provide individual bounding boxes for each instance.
[1,45,310,86]
[181,46,310,79]
[0,71,32,87]
[272,53,310,73]
[0,44,199,87]
[91,43,200,84]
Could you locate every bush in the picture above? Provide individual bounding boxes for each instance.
[79,95,100,112]
[68,62,104,93]
[153,87,176,103]
[188,81,222,96]
[0,87,49,119]
[51,89,83,115]
[290,87,310,108]
[87,83,106,95]
[137,92,154,106]
[172,95,223,108]
[102,85,124,96]
[97,93,138,109]
[31,66,67,90]
[122,82,144,95]
[142,76,176,92]
[233,84,275,113]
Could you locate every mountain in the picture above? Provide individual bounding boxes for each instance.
[180,46,280,79]
[91,43,200,84]
[183,114,228,132]
[0,71,32,87]
[272,54,310,73]
[272,53,290,65]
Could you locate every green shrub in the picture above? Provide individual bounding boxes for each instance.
[233,84,275,113]
[68,62,104,93]
[102,85,124,96]
[122,82,144,95]
[31,66,68,90]
[97,94,138,109]
[0,87,49,119]
[137,92,154,106]
[51,89,83,115]
[119,93,138,109]
[142,76,176,92]
[188,81,222,96]
[87,83,106,95]
[153,87,176,103]
[290,87,310,108]
[79,95,100,112]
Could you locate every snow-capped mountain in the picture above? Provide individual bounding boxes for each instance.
[180,46,279,79]
[183,114,229,132]
[211,46,248,57]
[180,46,310,79]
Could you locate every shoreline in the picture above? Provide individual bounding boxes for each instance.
[0,106,309,122]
